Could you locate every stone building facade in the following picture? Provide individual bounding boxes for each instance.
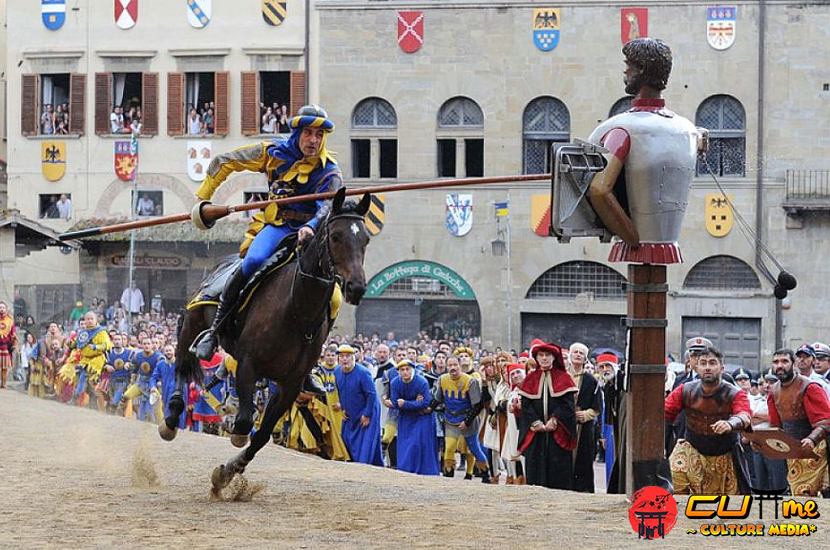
[4,1,830,370]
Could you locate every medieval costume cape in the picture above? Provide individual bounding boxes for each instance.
[665,381,752,495]
[391,373,439,475]
[767,375,830,496]
[518,366,578,489]
[570,367,602,493]
[335,364,383,466]
[274,370,333,458]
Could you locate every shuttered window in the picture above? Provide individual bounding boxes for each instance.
[21,74,38,136]
[95,73,112,135]
[69,74,86,135]
[167,72,184,136]
[142,73,159,136]
[290,71,306,118]
[214,71,230,136]
[241,71,259,136]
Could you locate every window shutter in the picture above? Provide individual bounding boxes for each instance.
[142,73,159,136]
[21,74,38,136]
[167,72,184,136]
[241,71,259,136]
[290,71,306,118]
[69,74,86,135]
[94,73,112,135]
[214,71,230,136]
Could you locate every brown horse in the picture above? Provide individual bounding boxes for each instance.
[159,188,372,491]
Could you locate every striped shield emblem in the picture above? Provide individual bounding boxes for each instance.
[364,194,385,236]
[262,0,287,26]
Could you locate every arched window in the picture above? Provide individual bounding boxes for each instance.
[683,255,761,290]
[350,98,398,179]
[522,96,570,174]
[437,97,484,178]
[609,96,633,118]
[526,261,627,300]
[696,95,746,177]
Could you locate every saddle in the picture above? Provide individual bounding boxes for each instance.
[187,234,299,315]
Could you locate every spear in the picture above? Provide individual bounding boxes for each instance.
[58,173,547,241]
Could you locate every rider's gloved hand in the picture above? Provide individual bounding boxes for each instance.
[298,226,314,244]
[191,200,216,230]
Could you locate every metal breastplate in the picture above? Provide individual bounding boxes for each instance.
[771,375,813,440]
[682,380,739,456]
[588,111,698,243]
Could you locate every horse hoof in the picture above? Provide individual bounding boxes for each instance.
[158,424,177,441]
[230,434,249,448]
[211,465,231,491]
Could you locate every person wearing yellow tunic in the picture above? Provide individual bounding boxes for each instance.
[311,344,350,460]
[71,312,112,409]
[274,369,335,457]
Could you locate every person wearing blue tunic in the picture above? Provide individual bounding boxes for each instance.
[334,344,383,466]
[390,360,440,475]
[150,344,186,430]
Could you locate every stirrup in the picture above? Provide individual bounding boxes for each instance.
[190,328,217,359]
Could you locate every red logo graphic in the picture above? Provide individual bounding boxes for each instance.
[115,0,138,29]
[628,486,678,539]
[397,11,424,53]
[621,7,648,44]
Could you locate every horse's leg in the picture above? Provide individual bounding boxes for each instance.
[211,380,297,491]
[228,358,256,448]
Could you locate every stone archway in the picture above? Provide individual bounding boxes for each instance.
[94,173,196,216]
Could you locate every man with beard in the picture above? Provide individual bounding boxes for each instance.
[664,346,752,494]
[597,353,623,490]
[568,342,602,492]
[767,349,830,496]
[517,339,577,490]
[748,368,789,492]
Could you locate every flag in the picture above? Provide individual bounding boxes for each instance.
[494,201,509,218]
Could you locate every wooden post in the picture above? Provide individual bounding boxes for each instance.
[625,264,668,494]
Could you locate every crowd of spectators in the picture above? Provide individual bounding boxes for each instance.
[260,102,289,134]
[187,102,216,135]
[40,103,70,135]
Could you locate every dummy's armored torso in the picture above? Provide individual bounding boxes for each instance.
[589,107,698,243]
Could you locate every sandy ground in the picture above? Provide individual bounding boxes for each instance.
[0,389,826,550]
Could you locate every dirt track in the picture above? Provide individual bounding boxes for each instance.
[0,390,825,549]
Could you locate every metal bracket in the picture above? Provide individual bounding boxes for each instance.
[622,282,669,293]
[622,318,669,328]
[628,364,667,374]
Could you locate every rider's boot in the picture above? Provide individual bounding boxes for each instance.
[302,374,328,397]
[194,268,247,361]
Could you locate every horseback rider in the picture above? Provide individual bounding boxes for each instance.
[190,105,341,395]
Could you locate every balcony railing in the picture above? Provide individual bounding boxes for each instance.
[786,170,830,200]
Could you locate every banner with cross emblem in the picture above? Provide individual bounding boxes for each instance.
[398,11,424,54]
[187,0,211,28]
[533,8,560,52]
[705,193,733,237]
[262,0,287,26]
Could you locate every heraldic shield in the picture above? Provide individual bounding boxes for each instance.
[550,140,613,243]
[115,0,138,29]
[707,6,736,50]
[115,140,137,181]
[42,142,66,182]
[187,0,211,28]
[42,0,66,31]
[365,194,386,236]
[705,193,733,237]
[446,194,473,237]
[398,11,424,54]
[533,8,560,52]
[262,0,287,26]
[187,140,211,182]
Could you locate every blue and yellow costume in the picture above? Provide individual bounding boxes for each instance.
[432,372,490,478]
[71,323,112,406]
[335,360,383,466]
[124,349,163,422]
[151,355,185,430]
[314,361,350,461]
[194,106,341,277]
[106,347,133,410]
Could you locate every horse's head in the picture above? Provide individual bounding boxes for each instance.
[326,188,372,305]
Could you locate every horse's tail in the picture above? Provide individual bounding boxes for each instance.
[175,306,206,385]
